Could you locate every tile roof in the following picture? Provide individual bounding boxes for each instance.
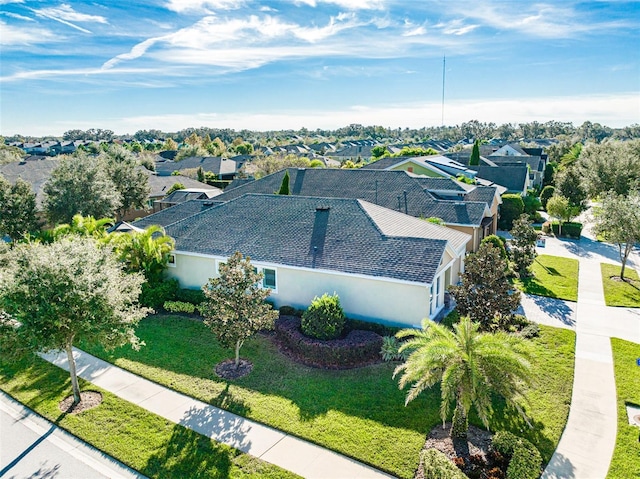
[133,199,222,229]
[165,194,448,285]
[214,168,488,226]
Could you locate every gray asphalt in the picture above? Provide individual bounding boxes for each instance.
[0,391,145,479]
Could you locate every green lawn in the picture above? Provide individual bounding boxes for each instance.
[0,356,298,479]
[600,263,640,307]
[82,315,575,478]
[607,338,640,478]
[515,254,579,301]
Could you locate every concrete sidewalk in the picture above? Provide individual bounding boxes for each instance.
[539,234,639,479]
[40,349,395,479]
[1,391,145,479]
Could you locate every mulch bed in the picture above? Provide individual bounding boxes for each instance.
[58,391,103,414]
[214,359,253,380]
[415,423,507,479]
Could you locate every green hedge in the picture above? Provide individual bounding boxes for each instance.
[163,301,196,314]
[140,279,178,309]
[301,293,346,340]
[551,221,583,239]
[492,431,542,479]
[175,288,206,305]
[275,316,382,369]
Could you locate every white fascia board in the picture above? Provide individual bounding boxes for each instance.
[172,250,433,288]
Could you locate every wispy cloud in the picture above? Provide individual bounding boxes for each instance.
[453,1,633,38]
[0,20,58,45]
[296,0,386,9]
[435,19,478,36]
[164,0,245,14]
[30,3,108,33]
[0,11,33,21]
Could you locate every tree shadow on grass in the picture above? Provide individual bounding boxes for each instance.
[144,396,253,479]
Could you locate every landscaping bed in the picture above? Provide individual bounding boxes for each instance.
[80,314,575,479]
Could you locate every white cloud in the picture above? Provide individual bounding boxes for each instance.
[435,19,478,36]
[453,1,632,38]
[0,20,58,45]
[30,4,108,33]
[0,0,24,4]
[164,0,245,14]
[0,11,34,21]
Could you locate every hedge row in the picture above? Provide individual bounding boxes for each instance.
[274,316,383,369]
[492,431,542,479]
[550,221,583,239]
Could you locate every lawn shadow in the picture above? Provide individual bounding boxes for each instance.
[144,400,253,478]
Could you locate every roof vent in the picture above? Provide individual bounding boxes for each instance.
[203,201,215,206]
[316,206,330,211]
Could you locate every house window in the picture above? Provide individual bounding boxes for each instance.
[262,268,277,289]
[167,254,176,268]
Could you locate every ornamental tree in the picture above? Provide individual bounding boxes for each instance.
[449,243,521,331]
[510,214,538,277]
[200,252,279,368]
[0,175,39,241]
[0,238,149,405]
[592,191,640,280]
[469,139,480,166]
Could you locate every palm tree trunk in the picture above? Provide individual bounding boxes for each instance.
[66,341,81,405]
[451,400,468,439]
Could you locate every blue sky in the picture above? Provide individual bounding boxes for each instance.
[1,0,639,136]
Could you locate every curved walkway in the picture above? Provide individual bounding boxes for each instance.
[527,233,640,479]
[39,349,394,479]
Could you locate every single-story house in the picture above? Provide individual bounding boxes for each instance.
[153,188,222,212]
[219,168,497,252]
[149,194,471,327]
[155,156,238,180]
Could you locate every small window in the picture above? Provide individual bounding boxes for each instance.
[262,268,276,289]
[167,254,176,267]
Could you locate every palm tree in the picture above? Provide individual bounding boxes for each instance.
[37,214,114,243]
[393,316,533,439]
[110,225,175,283]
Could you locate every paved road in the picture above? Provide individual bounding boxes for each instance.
[0,391,145,479]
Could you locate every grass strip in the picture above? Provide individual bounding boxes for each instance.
[600,263,640,307]
[607,338,640,478]
[0,355,299,479]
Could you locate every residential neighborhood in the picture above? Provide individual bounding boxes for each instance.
[1,1,639,478]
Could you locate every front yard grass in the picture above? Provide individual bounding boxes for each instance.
[600,263,640,307]
[0,356,299,479]
[82,315,575,478]
[515,254,579,301]
[607,338,640,478]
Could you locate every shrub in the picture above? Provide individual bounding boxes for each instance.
[380,336,410,362]
[551,221,583,238]
[345,317,401,336]
[540,186,555,210]
[492,431,542,479]
[519,323,540,339]
[279,305,304,317]
[175,288,206,305]
[499,194,525,230]
[309,159,325,168]
[301,293,345,340]
[419,449,468,478]
[163,301,196,314]
[481,234,508,260]
[139,279,178,309]
[274,316,382,369]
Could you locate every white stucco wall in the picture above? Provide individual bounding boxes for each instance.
[167,252,433,328]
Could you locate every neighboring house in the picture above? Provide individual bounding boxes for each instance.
[220,168,496,252]
[153,188,222,212]
[155,156,238,179]
[363,155,477,179]
[476,164,529,196]
[133,199,221,229]
[0,156,60,208]
[148,194,470,327]
[145,171,220,205]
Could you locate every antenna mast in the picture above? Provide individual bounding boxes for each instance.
[441,55,446,127]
